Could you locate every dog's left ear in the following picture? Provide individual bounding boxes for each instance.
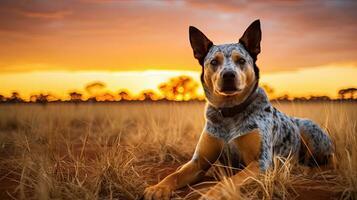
[239,20,261,60]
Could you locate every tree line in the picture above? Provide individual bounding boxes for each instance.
[0,77,356,103]
[0,76,203,103]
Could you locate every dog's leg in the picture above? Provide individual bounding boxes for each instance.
[143,131,224,200]
[201,161,260,200]
[299,130,336,175]
[295,118,334,168]
[201,129,264,200]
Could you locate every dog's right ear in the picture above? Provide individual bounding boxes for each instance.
[189,26,213,66]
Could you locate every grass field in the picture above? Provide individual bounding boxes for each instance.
[0,102,356,200]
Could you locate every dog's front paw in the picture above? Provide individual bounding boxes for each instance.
[143,184,172,200]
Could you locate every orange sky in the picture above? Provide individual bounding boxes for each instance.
[0,0,356,99]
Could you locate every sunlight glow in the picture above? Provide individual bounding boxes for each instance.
[0,65,356,101]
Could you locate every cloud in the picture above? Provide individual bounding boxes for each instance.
[186,0,357,70]
[20,10,72,19]
[0,0,356,73]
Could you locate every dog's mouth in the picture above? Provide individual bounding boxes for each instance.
[215,86,242,96]
[214,78,245,96]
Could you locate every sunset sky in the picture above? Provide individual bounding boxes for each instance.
[0,0,356,100]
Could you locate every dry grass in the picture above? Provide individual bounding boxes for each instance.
[0,101,356,200]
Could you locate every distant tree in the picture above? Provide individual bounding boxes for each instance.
[46,94,59,102]
[138,90,160,101]
[31,94,48,104]
[85,81,106,97]
[103,93,115,101]
[118,90,131,101]
[29,93,58,104]
[8,92,24,103]
[0,95,5,102]
[30,95,37,103]
[11,92,19,99]
[159,76,199,101]
[338,89,346,99]
[276,94,290,101]
[87,96,97,103]
[308,95,331,101]
[69,92,83,103]
[293,97,308,101]
[351,88,357,99]
[96,92,116,102]
[338,87,357,99]
[345,88,356,99]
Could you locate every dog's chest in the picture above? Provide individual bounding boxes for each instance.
[204,88,301,158]
[205,88,273,142]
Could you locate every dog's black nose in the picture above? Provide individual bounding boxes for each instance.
[223,71,236,79]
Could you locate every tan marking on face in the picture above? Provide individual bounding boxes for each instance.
[231,50,255,90]
[203,51,224,93]
[244,61,255,86]
[203,61,214,93]
[213,52,224,66]
[211,52,224,91]
[231,50,242,63]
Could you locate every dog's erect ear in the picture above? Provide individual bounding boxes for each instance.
[189,26,213,66]
[239,20,261,60]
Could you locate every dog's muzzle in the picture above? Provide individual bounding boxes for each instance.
[220,71,238,92]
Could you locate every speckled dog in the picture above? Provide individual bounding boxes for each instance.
[144,20,334,200]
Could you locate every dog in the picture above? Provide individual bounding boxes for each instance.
[143,19,334,200]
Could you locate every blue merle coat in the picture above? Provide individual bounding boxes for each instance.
[204,87,334,170]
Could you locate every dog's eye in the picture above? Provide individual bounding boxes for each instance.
[238,58,246,65]
[210,59,218,66]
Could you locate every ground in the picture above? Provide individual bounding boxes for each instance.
[0,102,356,199]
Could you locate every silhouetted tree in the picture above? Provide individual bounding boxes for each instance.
[118,90,131,101]
[351,88,357,99]
[292,97,308,102]
[159,76,199,101]
[30,95,37,103]
[85,81,106,97]
[338,87,356,99]
[138,90,160,101]
[96,92,116,102]
[34,94,46,103]
[276,94,290,101]
[69,92,83,103]
[0,95,5,102]
[338,89,346,99]
[46,94,59,102]
[8,92,24,103]
[29,93,58,104]
[308,95,331,101]
[87,96,97,103]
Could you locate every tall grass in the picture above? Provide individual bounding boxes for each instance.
[0,102,356,199]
